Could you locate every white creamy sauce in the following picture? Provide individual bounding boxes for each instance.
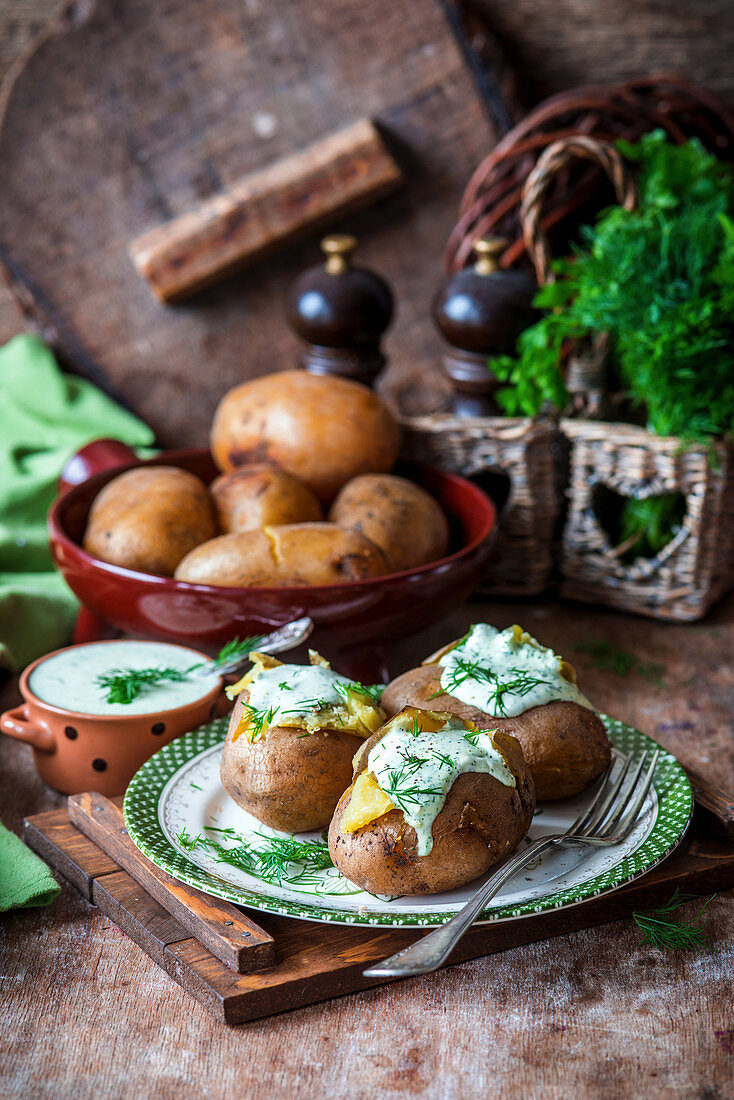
[247,665,357,719]
[439,623,594,718]
[28,641,221,716]
[368,715,515,856]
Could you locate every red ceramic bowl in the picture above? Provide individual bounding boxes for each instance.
[48,440,496,659]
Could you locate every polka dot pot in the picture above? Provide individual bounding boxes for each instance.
[0,642,228,796]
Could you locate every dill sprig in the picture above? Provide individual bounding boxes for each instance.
[441,658,556,717]
[573,639,664,684]
[176,827,357,894]
[632,888,715,950]
[96,634,263,704]
[97,666,189,705]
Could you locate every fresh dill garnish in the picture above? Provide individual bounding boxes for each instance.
[409,713,424,738]
[573,639,665,684]
[214,635,264,668]
[278,682,292,690]
[96,634,263,704]
[239,703,279,742]
[632,889,715,950]
[462,730,482,746]
[176,827,359,894]
[439,658,556,716]
[333,680,384,705]
[431,749,456,769]
[97,666,189,705]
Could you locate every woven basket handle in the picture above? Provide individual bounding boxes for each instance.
[520,136,636,285]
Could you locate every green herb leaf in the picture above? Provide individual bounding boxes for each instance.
[489,131,734,448]
[632,888,715,950]
[573,639,664,683]
[96,634,263,704]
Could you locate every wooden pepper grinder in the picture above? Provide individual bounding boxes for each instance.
[286,234,394,387]
[432,238,537,416]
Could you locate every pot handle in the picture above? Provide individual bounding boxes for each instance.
[58,438,141,495]
[0,705,55,753]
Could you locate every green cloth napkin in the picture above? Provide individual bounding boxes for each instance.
[0,334,155,671]
[0,820,60,910]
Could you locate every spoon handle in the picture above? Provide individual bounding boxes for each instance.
[208,616,315,678]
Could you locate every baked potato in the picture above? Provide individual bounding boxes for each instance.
[174,523,389,586]
[329,473,450,572]
[210,371,401,504]
[221,651,385,832]
[210,465,323,532]
[328,706,535,895]
[381,625,611,801]
[83,466,217,576]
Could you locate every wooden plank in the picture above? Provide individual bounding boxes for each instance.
[68,792,275,974]
[130,118,402,302]
[22,806,118,899]
[92,870,193,968]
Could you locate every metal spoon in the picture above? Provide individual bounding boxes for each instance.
[194,616,315,679]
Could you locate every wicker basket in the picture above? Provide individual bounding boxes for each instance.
[559,421,734,621]
[404,76,734,608]
[401,414,562,595]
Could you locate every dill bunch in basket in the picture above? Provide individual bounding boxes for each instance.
[492,130,734,444]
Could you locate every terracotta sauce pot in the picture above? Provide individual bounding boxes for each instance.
[0,642,229,796]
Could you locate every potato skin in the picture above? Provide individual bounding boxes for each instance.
[174,523,389,586]
[329,474,450,572]
[328,727,534,895]
[210,465,322,533]
[83,466,217,576]
[220,695,364,832]
[210,371,401,504]
[382,665,611,801]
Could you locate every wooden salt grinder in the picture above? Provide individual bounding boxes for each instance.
[286,234,394,387]
[432,238,537,416]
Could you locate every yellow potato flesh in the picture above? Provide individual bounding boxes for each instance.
[340,773,396,833]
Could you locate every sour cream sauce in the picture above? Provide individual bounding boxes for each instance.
[28,641,221,716]
[439,623,594,717]
[368,714,515,856]
[247,665,356,718]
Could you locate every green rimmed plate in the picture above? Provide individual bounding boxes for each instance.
[123,715,692,928]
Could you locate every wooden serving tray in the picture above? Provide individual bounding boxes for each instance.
[24,794,734,1025]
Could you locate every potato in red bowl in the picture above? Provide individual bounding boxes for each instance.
[48,440,497,657]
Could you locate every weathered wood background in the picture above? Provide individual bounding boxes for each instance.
[1,1,734,442]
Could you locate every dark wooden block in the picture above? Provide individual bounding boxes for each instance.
[68,792,274,974]
[23,808,119,899]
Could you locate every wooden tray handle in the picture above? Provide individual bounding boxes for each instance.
[68,793,275,974]
[686,768,734,845]
[519,135,637,285]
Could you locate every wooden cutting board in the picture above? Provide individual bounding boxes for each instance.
[24,791,734,1024]
[0,0,514,444]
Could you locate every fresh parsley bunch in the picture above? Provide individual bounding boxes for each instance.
[492,130,734,445]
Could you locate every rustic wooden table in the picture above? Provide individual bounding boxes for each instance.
[2,594,733,1098]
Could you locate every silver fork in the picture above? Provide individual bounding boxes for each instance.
[363,748,660,978]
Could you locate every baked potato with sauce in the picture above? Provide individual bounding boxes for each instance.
[220,651,385,832]
[328,707,535,895]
